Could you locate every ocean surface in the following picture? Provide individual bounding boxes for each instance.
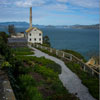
[0,27,99,60]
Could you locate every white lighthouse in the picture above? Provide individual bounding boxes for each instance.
[26,7,43,44]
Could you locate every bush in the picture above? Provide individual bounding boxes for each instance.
[63,49,86,62]
[34,65,58,79]
[1,61,12,69]
[12,47,34,55]
[19,74,43,100]
[16,56,61,74]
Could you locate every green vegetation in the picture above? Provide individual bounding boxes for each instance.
[63,49,86,62]
[19,74,43,100]
[16,56,61,74]
[13,56,78,100]
[12,47,34,55]
[66,62,99,100]
[0,32,78,100]
[1,61,12,69]
[43,36,51,47]
[0,31,98,100]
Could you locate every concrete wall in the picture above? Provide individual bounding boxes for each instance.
[0,70,16,100]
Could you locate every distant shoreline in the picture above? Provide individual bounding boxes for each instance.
[0,22,99,29]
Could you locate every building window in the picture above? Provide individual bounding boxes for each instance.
[30,38,31,41]
[30,33,31,36]
[34,38,36,41]
[39,38,41,41]
[39,33,41,36]
[34,29,37,31]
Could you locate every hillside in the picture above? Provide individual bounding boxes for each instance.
[70,24,99,29]
[0,22,99,29]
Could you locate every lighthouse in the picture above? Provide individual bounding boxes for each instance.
[26,7,43,44]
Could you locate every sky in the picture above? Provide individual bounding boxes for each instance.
[0,0,99,25]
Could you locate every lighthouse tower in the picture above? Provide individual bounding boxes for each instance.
[26,7,43,44]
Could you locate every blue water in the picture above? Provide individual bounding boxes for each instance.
[0,27,99,60]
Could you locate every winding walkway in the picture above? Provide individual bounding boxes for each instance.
[28,45,96,100]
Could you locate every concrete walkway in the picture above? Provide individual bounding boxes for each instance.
[28,45,96,100]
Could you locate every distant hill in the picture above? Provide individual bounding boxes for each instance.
[0,22,46,28]
[0,22,29,27]
[70,24,99,29]
[0,22,99,29]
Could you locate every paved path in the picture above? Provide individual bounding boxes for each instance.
[29,45,96,100]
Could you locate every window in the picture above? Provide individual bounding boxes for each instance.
[34,38,36,41]
[30,33,31,36]
[34,29,37,31]
[39,33,41,36]
[30,38,31,41]
[39,38,41,41]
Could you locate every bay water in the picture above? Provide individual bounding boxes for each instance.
[0,27,99,60]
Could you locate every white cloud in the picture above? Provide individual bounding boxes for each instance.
[56,0,68,3]
[45,3,68,11]
[56,0,99,8]
[0,0,99,9]
[15,0,46,7]
[70,0,99,8]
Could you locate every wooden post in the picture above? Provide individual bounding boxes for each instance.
[62,52,65,57]
[41,45,42,49]
[70,55,72,61]
[92,70,94,75]
[56,50,58,55]
[83,65,86,71]
[45,47,47,50]
[50,48,52,53]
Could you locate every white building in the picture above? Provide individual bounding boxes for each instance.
[11,32,25,38]
[26,7,43,44]
[26,27,43,44]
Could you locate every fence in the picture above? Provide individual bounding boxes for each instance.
[30,43,99,77]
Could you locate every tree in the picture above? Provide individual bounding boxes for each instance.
[8,25,16,35]
[0,32,12,60]
[43,35,51,47]
[0,32,8,43]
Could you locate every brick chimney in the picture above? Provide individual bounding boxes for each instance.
[30,7,32,27]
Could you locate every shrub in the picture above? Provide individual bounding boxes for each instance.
[19,74,43,100]
[33,65,58,79]
[63,49,86,62]
[16,56,61,74]
[1,61,12,69]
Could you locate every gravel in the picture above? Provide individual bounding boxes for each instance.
[28,45,96,100]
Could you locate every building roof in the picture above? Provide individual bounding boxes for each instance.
[25,27,42,33]
[8,38,27,43]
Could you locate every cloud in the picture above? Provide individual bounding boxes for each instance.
[56,0,68,3]
[15,0,46,7]
[42,3,68,11]
[70,0,99,8]
[57,0,99,8]
[0,0,99,9]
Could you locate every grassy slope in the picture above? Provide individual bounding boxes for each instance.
[63,49,86,62]
[14,55,79,100]
[34,47,99,100]
[12,47,34,55]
